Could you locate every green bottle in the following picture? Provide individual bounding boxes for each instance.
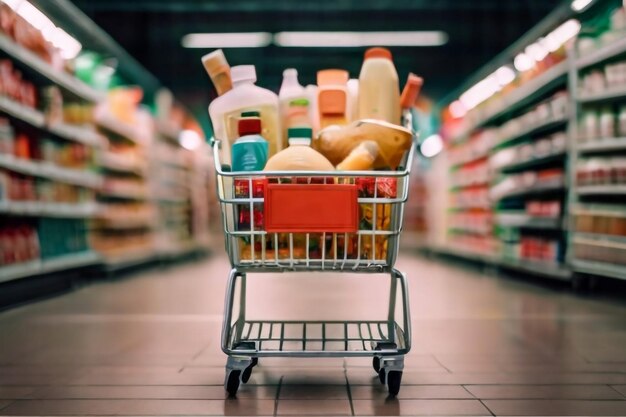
[232,111,268,171]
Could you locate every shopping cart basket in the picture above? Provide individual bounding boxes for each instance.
[212,115,416,396]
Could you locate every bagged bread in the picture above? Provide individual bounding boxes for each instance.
[314,119,413,169]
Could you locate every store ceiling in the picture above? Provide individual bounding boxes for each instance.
[73,0,562,129]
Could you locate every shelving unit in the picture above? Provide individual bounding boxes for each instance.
[568,24,626,283]
[0,1,211,286]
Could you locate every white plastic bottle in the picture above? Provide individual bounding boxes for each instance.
[279,69,311,149]
[209,65,281,164]
[357,47,401,125]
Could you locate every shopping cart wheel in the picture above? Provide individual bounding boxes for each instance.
[378,368,386,385]
[241,359,257,384]
[387,371,402,397]
[225,369,241,396]
[373,356,381,373]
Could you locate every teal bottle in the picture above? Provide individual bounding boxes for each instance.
[232,112,268,171]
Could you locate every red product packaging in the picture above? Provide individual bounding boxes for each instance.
[234,178,265,198]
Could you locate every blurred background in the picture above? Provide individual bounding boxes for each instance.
[1,0,626,415]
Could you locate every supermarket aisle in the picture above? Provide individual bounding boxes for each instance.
[1,253,626,416]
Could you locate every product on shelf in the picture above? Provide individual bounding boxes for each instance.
[450,186,490,209]
[579,58,626,96]
[490,131,568,171]
[448,129,496,167]
[579,105,626,142]
[576,157,626,186]
[450,161,489,188]
[575,211,626,236]
[0,59,38,108]
[490,167,565,200]
[526,200,561,218]
[449,211,492,235]
[0,221,39,266]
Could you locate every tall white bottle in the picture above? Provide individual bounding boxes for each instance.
[209,65,281,164]
[278,69,311,149]
[357,47,401,125]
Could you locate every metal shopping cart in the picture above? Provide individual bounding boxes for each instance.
[212,116,416,397]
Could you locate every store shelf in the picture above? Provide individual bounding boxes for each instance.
[577,185,626,196]
[0,95,46,127]
[98,153,146,175]
[95,112,145,145]
[578,137,626,153]
[0,33,105,103]
[96,216,156,230]
[572,259,626,281]
[493,179,565,201]
[0,154,102,188]
[474,61,568,129]
[447,227,491,236]
[496,116,568,150]
[498,257,571,280]
[99,188,148,200]
[0,251,101,284]
[573,203,626,217]
[495,212,562,230]
[430,245,496,263]
[102,249,155,270]
[497,152,566,173]
[576,35,626,70]
[579,85,626,103]
[574,232,626,247]
[448,204,491,211]
[449,181,490,191]
[450,154,489,170]
[48,123,105,148]
[0,201,99,218]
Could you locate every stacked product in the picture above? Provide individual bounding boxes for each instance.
[202,47,422,262]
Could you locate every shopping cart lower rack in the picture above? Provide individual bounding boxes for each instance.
[212,125,416,397]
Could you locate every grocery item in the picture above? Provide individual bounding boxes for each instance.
[279,69,311,148]
[314,119,413,169]
[201,49,232,96]
[357,47,400,125]
[317,69,349,129]
[209,65,281,165]
[336,140,379,171]
[264,127,334,171]
[599,106,615,138]
[619,106,626,136]
[231,112,269,172]
[400,73,423,110]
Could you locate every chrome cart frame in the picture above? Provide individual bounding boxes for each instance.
[212,119,416,396]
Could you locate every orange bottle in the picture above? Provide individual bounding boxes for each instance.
[317,69,349,129]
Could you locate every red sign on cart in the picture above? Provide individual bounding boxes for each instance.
[264,183,359,233]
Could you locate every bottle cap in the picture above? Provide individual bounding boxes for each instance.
[231,65,256,84]
[238,118,262,136]
[283,68,298,78]
[400,73,423,109]
[364,47,392,61]
[287,127,312,145]
[317,69,349,86]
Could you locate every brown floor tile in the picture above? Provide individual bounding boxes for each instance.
[612,385,626,398]
[280,368,347,385]
[67,369,225,386]
[0,387,36,399]
[483,399,626,416]
[279,384,348,399]
[32,385,276,400]
[350,384,473,399]
[277,399,351,415]
[465,384,625,400]
[352,399,490,416]
[0,399,275,416]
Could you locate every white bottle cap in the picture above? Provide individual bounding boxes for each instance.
[283,68,298,78]
[231,65,257,84]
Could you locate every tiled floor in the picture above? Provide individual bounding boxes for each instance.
[0,251,626,416]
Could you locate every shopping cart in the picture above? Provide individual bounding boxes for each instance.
[212,115,416,397]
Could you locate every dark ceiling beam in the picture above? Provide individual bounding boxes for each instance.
[74,0,558,13]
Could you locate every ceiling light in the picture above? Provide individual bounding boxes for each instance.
[494,66,516,87]
[514,52,535,72]
[182,32,272,48]
[421,134,443,158]
[449,100,467,118]
[526,42,548,62]
[571,0,594,12]
[274,31,448,47]
[180,129,202,150]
